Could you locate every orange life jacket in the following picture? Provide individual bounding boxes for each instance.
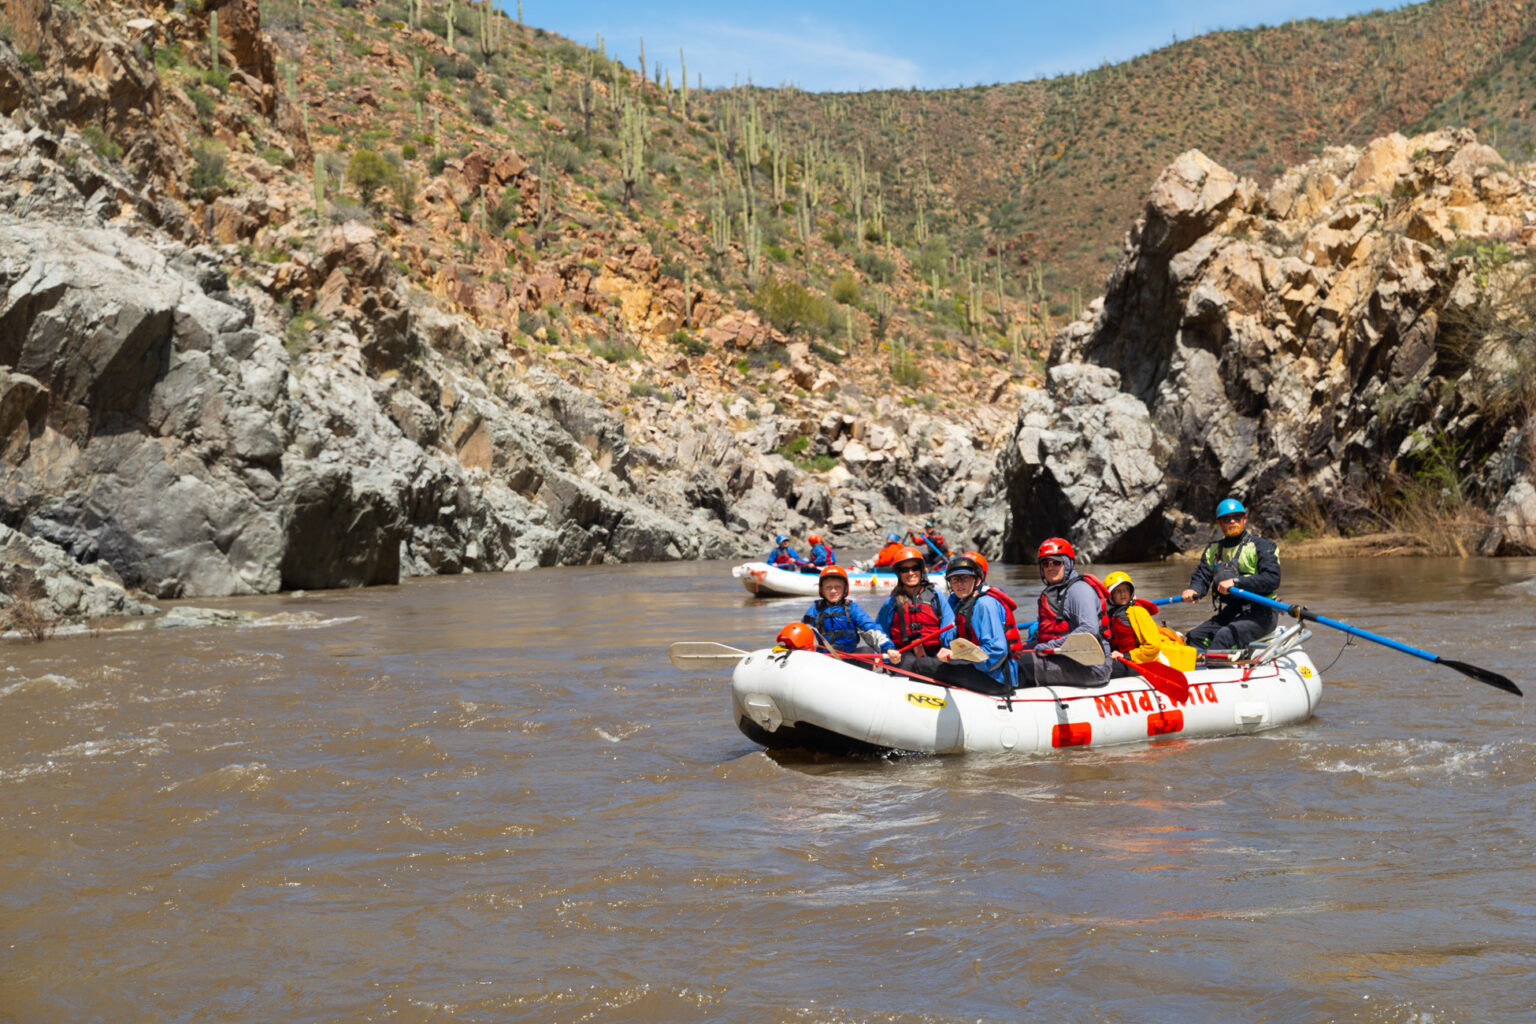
[873,541,906,567]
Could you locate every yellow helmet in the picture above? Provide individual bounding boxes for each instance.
[1103,570,1134,595]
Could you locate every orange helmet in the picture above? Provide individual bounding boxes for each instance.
[959,550,989,579]
[819,565,848,585]
[776,622,816,650]
[808,533,823,545]
[1037,537,1075,561]
[892,547,927,574]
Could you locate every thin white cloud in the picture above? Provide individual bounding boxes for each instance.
[570,14,925,92]
[684,19,923,91]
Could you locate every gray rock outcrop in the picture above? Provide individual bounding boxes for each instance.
[0,110,1008,623]
[992,131,1536,560]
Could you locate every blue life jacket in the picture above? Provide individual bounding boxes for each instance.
[804,600,861,653]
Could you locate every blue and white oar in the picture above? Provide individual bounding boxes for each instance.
[1227,587,1522,696]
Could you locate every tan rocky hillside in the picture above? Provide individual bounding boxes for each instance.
[0,0,1019,630]
[760,0,1536,307]
[979,128,1536,562]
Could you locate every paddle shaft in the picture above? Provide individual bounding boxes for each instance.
[910,531,946,565]
[1227,587,1521,696]
[1229,587,1453,663]
[840,651,967,685]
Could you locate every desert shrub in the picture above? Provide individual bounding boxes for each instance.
[753,277,832,337]
[798,454,837,472]
[671,329,707,356]
[1,570,56,641]
[79,125,122,161]
[189,141,228,198]
[487,184,520,233]
[855,251,896,283]
[586,333,640,363]
[830,271,861,305]
[347,149,394,210]
[548,141,584,174]
[889,340,923,387]
[187,86,218,122]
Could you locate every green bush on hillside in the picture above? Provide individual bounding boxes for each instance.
[753,277,833,337]
[79,125,123,162]
[347,149,393,211]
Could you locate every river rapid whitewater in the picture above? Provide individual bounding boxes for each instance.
[3,557,1536,1023]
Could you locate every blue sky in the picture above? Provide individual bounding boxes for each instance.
[520,0,1409,92]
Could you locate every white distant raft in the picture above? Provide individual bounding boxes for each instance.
[732,561,947,598]
[730,631,1322,756]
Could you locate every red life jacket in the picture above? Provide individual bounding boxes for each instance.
[1107,597,1160,654]
[953,585,1026,660]
[1036,572,1112,646]
[888,585,945,655]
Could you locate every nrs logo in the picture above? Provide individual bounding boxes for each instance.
[906,692,945,709]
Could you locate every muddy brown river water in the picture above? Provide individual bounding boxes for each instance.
[3,557,1536,1022]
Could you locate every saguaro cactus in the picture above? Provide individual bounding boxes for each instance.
[709,195,731,275]
[478,1,502,59]
[619,97,646,211]
[208,10,220,75]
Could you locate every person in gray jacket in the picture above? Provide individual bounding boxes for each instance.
[1017,537,1113,689]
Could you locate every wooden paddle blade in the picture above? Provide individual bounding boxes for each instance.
[1438,657,1523,696]
[1055,632,1106,667]
[668,641,750,670]
[947,638,990,663]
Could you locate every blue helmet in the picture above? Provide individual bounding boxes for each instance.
[885,532,900,542]
[775,534,789,544]
[1215,498,1246,519]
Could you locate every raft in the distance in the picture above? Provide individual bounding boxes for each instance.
[732,561,947,597]
[731,630,1321,755]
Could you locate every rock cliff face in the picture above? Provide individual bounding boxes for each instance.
[0,103,1004,624]
[990,129,1536,561]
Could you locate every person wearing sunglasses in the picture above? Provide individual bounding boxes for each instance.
[1179,498,1282,650]
[1024,537,1113,688]
[876,547,955,671]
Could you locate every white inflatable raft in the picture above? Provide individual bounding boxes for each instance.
[730,630,1322,755]
[732,561,947,597]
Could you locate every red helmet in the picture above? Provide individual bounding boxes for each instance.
[808,533,823,545]
[776,622,815,650]
[892,547,927,574]
[1037,537,1075,561]
[959,550,989,579]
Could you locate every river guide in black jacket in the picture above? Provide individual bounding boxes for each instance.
[1180,498,1282,651]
